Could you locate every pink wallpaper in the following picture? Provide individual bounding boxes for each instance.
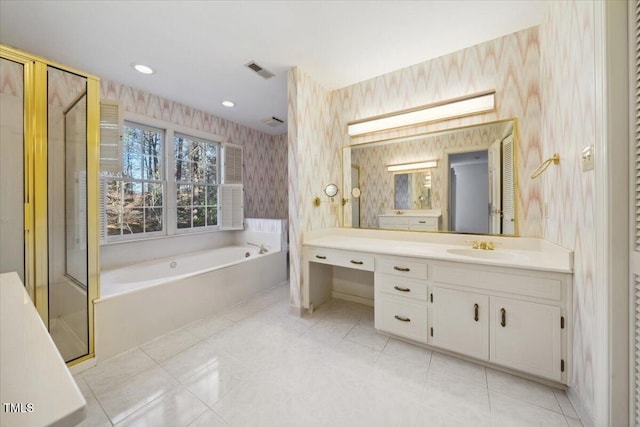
[288,27,543,307]
[100,80,288,220]
[541,0,596,417]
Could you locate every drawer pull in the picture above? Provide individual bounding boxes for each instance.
[350,260,364,265]
[393,286,411,292]
[474,303,479,321]
[500,308,506,327]
[315,255,327,260]
[418,220,426,224]
[393,266,410,272]
[394,315,411,322]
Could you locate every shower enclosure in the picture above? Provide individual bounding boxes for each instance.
[0,46,99,364]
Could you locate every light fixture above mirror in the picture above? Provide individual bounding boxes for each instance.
[387,160,438,172]
[347,90,496,136]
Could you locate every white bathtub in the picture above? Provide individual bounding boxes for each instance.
[100,245,264,298]
[95,244,287,360]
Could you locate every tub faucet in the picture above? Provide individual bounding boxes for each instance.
[247,242,268,254]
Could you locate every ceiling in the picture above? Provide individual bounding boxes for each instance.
[0,1,547,136]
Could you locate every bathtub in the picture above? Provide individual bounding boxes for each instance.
[95,244,287,360]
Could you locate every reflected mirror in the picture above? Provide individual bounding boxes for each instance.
[343,119,518,235]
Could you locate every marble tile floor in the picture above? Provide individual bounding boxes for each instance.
[74,282,582,427]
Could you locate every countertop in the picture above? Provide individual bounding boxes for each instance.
[0,272,86,427]
[303,229,573,274]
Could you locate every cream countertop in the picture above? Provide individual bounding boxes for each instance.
[0,272,86,427]
[303,228,573,274]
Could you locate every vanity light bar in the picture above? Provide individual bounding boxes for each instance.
[387,160,438,172]
[347,91,496,136]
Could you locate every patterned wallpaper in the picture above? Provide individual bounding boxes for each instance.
[351,122,505,228]
[540,0,596,418]
[289,27,543,308]
[287,67,342,307]
[100,80,288,220]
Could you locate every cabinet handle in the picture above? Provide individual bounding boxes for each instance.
[393,286,411,292]
[474,303,479,322]
[418,220,426,224]
[315,255,327,260]
[394,315,411,322]
[393,266,410,272]
[350,260,364,265]
[500,308,506,327]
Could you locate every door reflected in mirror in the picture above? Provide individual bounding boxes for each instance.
[343,119,518,236]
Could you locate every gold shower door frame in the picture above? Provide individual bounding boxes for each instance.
[0,45,100,366]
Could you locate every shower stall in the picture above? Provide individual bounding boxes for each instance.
[0,46,99,364]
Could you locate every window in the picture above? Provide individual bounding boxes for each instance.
[101,122,164,239]
[100,118,241,243]
[174,133,219,230]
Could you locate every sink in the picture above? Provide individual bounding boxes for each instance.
[446,248,520,261]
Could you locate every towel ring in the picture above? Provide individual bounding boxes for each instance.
[530,153,560,180]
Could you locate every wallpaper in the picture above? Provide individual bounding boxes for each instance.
[540,0,596,418]
[287,67,342,308]
[100,80,288,220]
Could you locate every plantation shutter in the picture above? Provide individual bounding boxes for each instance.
[100,100,123,173]
[220,143,243,229]
[632,1,640,424]
[98,179,107,244]
[501,134,515,234]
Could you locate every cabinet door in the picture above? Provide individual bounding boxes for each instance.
[490,297,562,381]
[431,287,489,360]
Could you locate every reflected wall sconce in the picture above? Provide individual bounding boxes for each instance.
[347,90,496,136]
[387,160,438,172]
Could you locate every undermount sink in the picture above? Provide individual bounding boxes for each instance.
[446,248,520,261]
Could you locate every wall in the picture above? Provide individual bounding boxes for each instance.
[287,67,341,309]
[332,26,542,239]
[540,1,597,421]
[100,80,288,266]
[100,79,288,221]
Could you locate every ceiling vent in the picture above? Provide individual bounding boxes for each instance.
[261,116,284,127]
[245,61,275,79]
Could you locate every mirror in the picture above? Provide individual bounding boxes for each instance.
[343,119,517,235]
[324,183,339,198]
[394,170,432,210]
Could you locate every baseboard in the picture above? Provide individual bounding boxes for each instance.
[567,387,594,427]
[68,356,97,374]
[332,291,374,307]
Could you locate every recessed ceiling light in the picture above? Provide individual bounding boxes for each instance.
[222,101,235,107]
[133,64,154,75]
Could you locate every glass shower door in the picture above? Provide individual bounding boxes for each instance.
[47,66,89,362]
[0,58,25,283]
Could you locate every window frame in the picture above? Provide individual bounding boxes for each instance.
[100,113,229,245]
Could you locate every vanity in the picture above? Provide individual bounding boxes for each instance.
[378,209,442,231]
[302,228,573,385]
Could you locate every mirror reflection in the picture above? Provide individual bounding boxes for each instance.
[344,119,517,235]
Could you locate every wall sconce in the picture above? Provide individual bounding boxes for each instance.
[347,90,496,136]
[387,160,438,172]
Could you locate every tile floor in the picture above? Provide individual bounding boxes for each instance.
[75,282,583,426]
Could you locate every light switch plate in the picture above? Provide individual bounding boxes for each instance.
[582,145,594,171]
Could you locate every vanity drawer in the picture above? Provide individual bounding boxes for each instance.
[309,248,374,272]
[408,217,438,227]
[376,256,428,280]
[376,273,428,301]
[375,295,428,343]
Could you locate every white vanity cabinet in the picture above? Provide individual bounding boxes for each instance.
[374,255,429,343]
[302,231,572,385]
[430,287,489,360]
[378,214,440,231]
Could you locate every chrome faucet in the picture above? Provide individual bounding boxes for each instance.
[247,242,268,254]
